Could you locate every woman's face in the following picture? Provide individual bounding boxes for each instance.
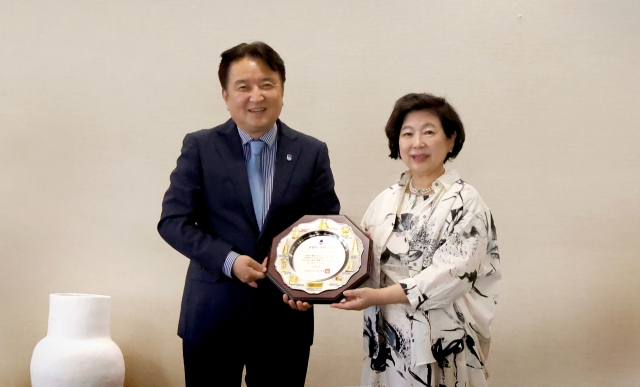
[398,110,455,178]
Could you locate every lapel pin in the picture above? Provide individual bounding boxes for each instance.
[286,154,292,161]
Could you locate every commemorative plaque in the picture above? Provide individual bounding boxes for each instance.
[266,215,373,304]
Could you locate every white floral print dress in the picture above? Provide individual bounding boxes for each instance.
[360,170,501,387]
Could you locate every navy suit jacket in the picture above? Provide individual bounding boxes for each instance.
[158,118,340,346]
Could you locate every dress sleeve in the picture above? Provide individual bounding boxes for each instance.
[361,191,386,289]
[399,204,490,312]
[360,196,377,232]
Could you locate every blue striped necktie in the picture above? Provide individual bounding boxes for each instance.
[248,140,267,230]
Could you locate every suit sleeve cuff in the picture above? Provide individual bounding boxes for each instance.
[223,251,240,278]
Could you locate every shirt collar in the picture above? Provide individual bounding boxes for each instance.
[434,169,460,191]
[398,169,460,192]
[237,123,278,148]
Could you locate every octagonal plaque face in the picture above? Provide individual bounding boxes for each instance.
[266,215,372,304]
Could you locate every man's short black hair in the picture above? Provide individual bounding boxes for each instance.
[218,41,286,90]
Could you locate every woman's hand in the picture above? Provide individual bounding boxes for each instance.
[331,284,409,311]
[330,288,378,311]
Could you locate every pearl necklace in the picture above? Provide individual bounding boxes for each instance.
[409,178,434,196]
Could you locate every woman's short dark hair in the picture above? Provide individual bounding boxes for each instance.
[218,41,286,90]
[385,93,465,163]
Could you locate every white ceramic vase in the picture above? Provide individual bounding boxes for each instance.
[30,293,125,387]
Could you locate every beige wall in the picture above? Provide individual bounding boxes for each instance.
[2,1,639,386]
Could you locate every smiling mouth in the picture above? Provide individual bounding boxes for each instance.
[411,154,429,160]
[248,108,266,113]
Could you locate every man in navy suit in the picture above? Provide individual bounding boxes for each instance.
[158,42,340,386]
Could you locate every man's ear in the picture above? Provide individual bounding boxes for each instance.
[221,88,231,111]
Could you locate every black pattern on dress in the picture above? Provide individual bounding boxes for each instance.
[360,170,500,386]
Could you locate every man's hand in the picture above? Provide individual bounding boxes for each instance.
[232,255,267,288]
[283,294,313,312]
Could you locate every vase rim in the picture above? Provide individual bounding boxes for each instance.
[51,293,110,298]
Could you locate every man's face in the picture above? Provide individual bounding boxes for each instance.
[222,57,284,137]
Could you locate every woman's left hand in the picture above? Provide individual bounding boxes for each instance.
[330,288,378,311]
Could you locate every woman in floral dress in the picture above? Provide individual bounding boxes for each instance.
[332,93,501,387]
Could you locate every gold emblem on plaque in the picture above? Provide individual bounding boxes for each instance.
[280,259,287,271]
[282,243,289,255]
[306,282,323,290]
[345,260,354,272]
[335,276,342,282]
[292,227,300,239]
[318,219,329,231]
[350,240,359,256]
[289,275,298,285]
[341,226,351,237]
